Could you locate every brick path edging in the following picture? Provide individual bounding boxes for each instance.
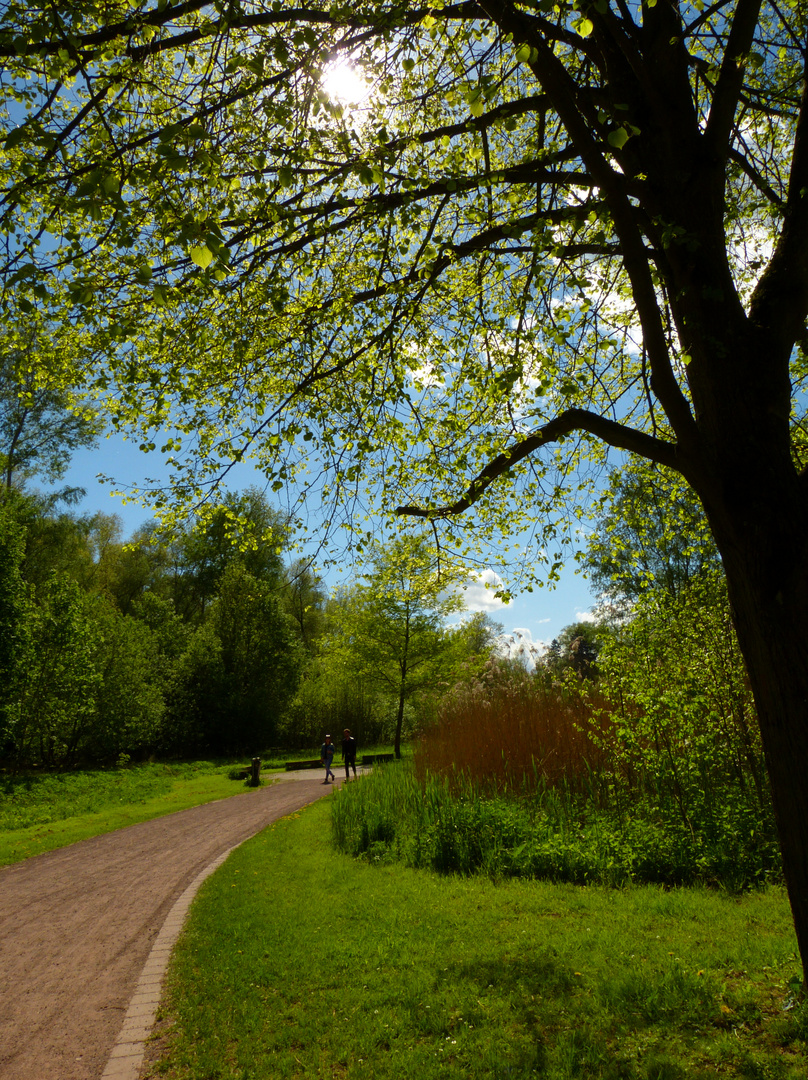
[100,842,240,1080]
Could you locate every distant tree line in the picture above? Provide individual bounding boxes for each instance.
[0,341,503,767]
[0,487,506,768]
[0,485,310,766]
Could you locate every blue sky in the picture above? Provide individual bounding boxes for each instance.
[57,430,599,650]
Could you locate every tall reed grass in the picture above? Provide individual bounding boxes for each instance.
[332,759,780,889]
[418,660,774,839]
[333,663,780,890]
[414,663,610,796]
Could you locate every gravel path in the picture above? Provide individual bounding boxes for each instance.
[0,773,341,1080]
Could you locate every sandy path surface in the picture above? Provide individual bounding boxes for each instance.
[0,773,340,1080]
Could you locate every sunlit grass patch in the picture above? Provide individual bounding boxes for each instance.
[145,799,805,1080]
[0,761,226,830]
[0,761,269,864]
[0,745,399,866]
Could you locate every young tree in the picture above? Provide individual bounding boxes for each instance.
[280,558,328,655]
[15,500,130,597]
[171,564,303,754]
[0,501,29,755]
[283,653,381,748]
[325,537,465,757]
[6,1,808,977]
[599,569,770,835]
[168,488,288,622]
[97,520,173,615]
[14,575,101,767]
[584,459,721,604]
[90,600,166,761]
[540,621,605,682]
[447,611,504,667]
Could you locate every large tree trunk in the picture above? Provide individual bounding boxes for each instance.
[694,399,808,982]
[721,550,808,982]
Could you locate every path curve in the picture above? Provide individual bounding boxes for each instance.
[0,774,340,1080]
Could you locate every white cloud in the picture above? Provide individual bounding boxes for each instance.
[574,608,598,623]
[458,568,510,612]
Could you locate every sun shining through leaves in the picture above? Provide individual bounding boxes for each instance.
[321,58,370,106]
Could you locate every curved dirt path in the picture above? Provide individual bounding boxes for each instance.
[0,773,340,1080]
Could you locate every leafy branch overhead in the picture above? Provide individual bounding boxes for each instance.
[0,0,801,538]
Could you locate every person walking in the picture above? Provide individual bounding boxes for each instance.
[320,734,336,783]
[341,729,357,780]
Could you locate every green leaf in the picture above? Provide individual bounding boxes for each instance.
[578,18,594,37]
[8,263,38,284]
[4,125,28,150]
[466,89,485,118]
[189,244,214,269]
[607,127,630,149]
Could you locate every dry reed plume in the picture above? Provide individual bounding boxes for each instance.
[415,664,611,795]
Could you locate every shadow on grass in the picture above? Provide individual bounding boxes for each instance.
[456,950,578,1001]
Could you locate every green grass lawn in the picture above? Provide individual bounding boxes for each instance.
[145,796,807,1080]
[0,761,281,865]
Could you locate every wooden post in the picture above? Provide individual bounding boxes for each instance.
[250,757,261,786]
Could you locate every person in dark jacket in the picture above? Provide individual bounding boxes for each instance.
[341,729,357,780]
[320,734,336,783]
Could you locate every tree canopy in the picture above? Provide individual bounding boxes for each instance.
[5,0,808,979]
[4,0,802,558]
[323,534,465,756]
[0,320,100,494]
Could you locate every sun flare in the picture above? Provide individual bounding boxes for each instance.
[321,59,369,105]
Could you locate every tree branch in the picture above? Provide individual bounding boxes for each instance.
[395,409,679,519]
[727,145,785,208]
[749,45,808,348]
[703,0,765,157]
[480,0,699,452]
[0,2,480,62]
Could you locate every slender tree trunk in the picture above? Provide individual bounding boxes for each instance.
[394,617,411,761]
[394,679,405,760]
[4,410,27,492]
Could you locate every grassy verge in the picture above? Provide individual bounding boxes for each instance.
[0,761,283,865]
[146,796,807,1080]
